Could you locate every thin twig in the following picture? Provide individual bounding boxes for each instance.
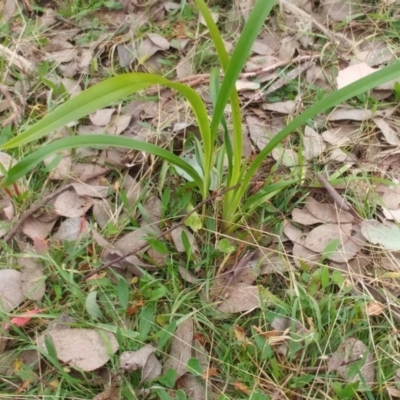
[83,184,240,281]
[146,55,319,95]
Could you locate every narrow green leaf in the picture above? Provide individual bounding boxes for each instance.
[232,61,400,215]
[85,291,104,320]
[4,135,204,191]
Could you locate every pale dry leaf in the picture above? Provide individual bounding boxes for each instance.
[382,207,400,222]
[137,38,164,61]
[117,44,134,68]
[251,40,274,56]
[107,114,131,135]
[143,195,163,224]
[303,223,360,262]
[305,196,354,223]
[0,270,24,312]
[22,216,58,240]
[278,36,298,61]
[303,126,326,160]
[38,329,118,372]
[360,219,400,250]
[329,148,354,163]
[72,182,108,199]
[257,251,289,274]
[321,0,361,21]
[235,80,260,91]
[176,58,193,79]
[199,11,218,26]
[19,258,45,302]
[0,152,17,176]
[141,352,162,382]
[171,225,199,253]
[356,39,393,67]
[292,242,320,268]
[327,108,374,121]
[44,151,72,180]
[283,220,304,242]
[0,198,13,221]
[306,64,330,89]
[178,373,206,400]
[263,100,297,114]
[92,200,112,229]
[60,78,82,97]
[271,147,298,167]
[2,0,17,23]
[247,114,286,150]
[53,190,94,218]
[178,266,198,284]
[322,124,359,145]
[90,109,115,126]
[113,225,156,254]
[123,175,142,208]
[70,163,109,182]
[376,183,400,209]
[53,217,89,241]
[119,344,157,372]
[148,33,170,50]
[373,118,400,145]
[292,208,322,225]
[337,63,376,89]
[163,318,194,379]
[328,337,375,390]
[217,283,260,313]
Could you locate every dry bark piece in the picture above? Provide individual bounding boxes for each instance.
[38,328,118,371]
[163,318,194,379]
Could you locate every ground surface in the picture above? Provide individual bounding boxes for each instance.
[1,0,400,399]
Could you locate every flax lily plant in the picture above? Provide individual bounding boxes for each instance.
[3,0,400,229]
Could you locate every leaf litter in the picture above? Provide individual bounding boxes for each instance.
[3,0,400,397]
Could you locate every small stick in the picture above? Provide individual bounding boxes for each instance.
[317,173,353,213]
[83,184,240,281]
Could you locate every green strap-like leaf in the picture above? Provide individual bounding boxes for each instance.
[4,135,204,191]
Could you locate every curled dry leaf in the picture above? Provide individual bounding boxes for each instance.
[328,337,375,391]
[0,269,24,312]
[163,318,194,379]
[217,283,260,313]
[52,190,94,218]
[38,329,118,372]
[19,258,45,301]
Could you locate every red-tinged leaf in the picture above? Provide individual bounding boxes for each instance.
[11,309,41,326]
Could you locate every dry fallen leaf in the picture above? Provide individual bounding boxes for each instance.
[0,269,24,312]
[365,302,384,316]
[39,328,118,371]
[163,318,194,379]
[322,0,361,21]
[53,217,89,241]
[360,220,400,251]
[19,258,45,302]
[328,337,375,391]
[90,109,116,126]
[305,196,354,224]
[171,225,199,253]
[217,283,260,313]
[119,346,161,383]
[292,208,322,226]
[271,147,298,167]
[303,126,326,160]
[53,190,94,218]
[373,118,400,146]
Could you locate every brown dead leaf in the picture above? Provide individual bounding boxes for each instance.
[283,220,304,242]
[292,208,321,226]
[365,302,384,316]
[163,318,193,379]
[2,0,17,23]
[322,0,361,21]
[177,373,206,400]
[217,283,260,313]
[171,225,198,253]
[328,337,375,391]
[292,242,321,268]
[272,147,298,167]
[22,215,58,241]
[44,151,72,180]
[322,124,360,145]
[303,126,326,160]
[263,100,297,114]
[247,114,285,150]
[53,217,89,241]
